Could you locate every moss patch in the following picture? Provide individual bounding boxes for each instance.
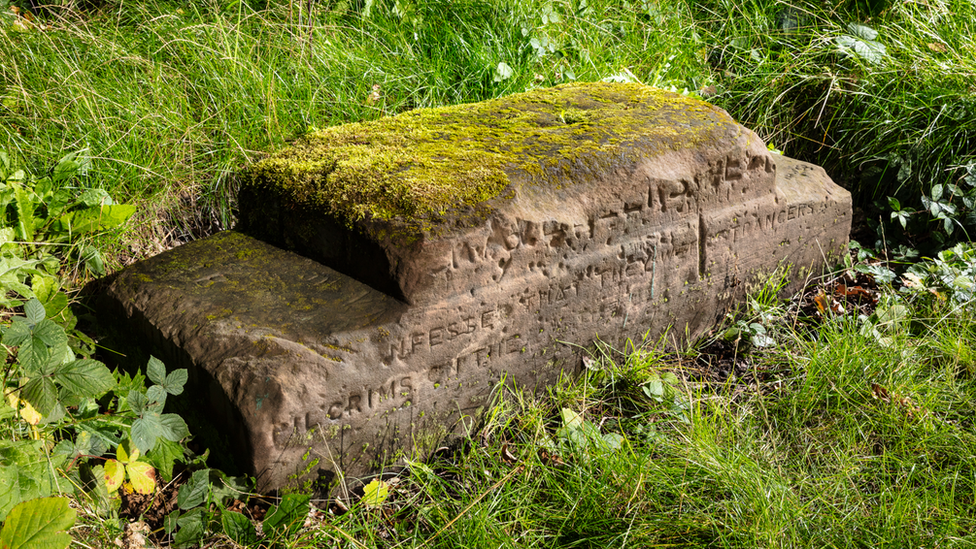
[243,82,738,237]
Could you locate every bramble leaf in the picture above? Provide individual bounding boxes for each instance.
[20,378,58,417]
[126,461,156,495]
[0,496,75,549]
[104,460,124,493]
[146,356,166,386]
[52,359,115,398]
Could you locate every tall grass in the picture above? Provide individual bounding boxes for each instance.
[287,295,976,548]
[0,0,707,254]
[691,0,976,209]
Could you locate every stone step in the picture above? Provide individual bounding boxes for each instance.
[100,83,851,492]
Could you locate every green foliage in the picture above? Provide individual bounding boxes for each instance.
[221,500,303,548]
[0,150,134,277]
[693,0,976,252]
[0,496,75,549]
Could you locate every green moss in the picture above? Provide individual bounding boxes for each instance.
[244,82,737,239]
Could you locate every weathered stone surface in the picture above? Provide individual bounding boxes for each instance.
[101,83,851,492]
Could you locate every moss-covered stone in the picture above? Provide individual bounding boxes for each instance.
[242,82,737,239]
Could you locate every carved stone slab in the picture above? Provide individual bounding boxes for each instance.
[101,83,851,492]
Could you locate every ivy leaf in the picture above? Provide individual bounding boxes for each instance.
[0,496,75,549]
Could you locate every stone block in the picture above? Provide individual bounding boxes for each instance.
[101,82,851,492]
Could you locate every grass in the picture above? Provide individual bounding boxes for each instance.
[3,0,976,547]
[0,0,707,255]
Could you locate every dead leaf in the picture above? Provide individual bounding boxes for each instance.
[538,448,565,466]
[871,382,890,402]
[501,443,518,465]
[928,42,948,53]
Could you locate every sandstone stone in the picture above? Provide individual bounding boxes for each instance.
[101,82,851,492]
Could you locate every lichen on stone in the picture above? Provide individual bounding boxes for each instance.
[242,81,739,236]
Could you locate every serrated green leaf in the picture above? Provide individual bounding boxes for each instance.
[53,359,115,397]
[177,469,211,510]
[117,440,138,463]
[130,416,158,455]
[32,320,67,354]
[1,320,30,347]
[24,298,45,324]
[146,385,167,408]
[157,413,190,442]
[20,378,58,417]
[847,23,878,40]
[79,244,105,276]
[132,411,188,454]
[126,390,147,415]
[210,473,249,507]
[146,438,184,483]
[76,188,110,207]
[0,466,23,522]
[164,511,180,535]
[0,440,59,521]
[163,369,188,396]
[146,356,166,386]
[0,496,75,549]
[221,511,257,546]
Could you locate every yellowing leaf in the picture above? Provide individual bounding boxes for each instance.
[18,399,41,425]
[117,441,139,463]
[127,461,156,495]
[104,459,125,492]
[361,479,390,507]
